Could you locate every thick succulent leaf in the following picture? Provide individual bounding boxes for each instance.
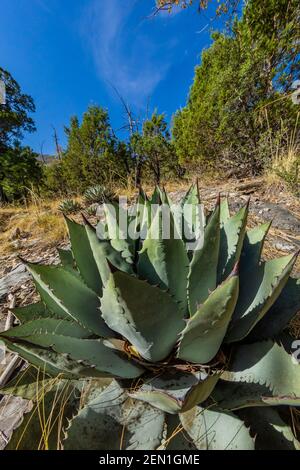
[237,407,300,450]
[180,183,199,207]
[163,414,196,450]
[124,399,166,450]
[178,270,239,364]
[153,186,169,205]
[182,374,221,412]
[85,221,133,286]
[138,187,148,203]
[6,386,78,450]
[222,341,300,406]
[0,337,102,379]
[248,277,300,341]
[64,380,125,450]
[180,406,254,450]
[130,371,219,414]
[139,197,152,237]
[226,253,297,342]
[240,222,271,272]
[64,381,165,450]
[217,203,248,282]
[220,197,230,226]
[162,187,173,206]
[138,205,189,312]
[2,318,91,340]
[26,263,111,337]
[130,191,148,253]
[31,279,71,321]
[212,379,300,410]
[0,366,69,401]
[65,217,102,295]
[4,334,144,379]
[101,270,185,362]
[182,185,204,245]
[57,248,74,270]
[188,202,220,315]
[12,302,50,323]
[150,186,162,205]
[103,202,134,262]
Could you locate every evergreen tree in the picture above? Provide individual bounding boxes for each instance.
[172,0,299,174]
[0,67,35,152]
[0,67,42,202]
[131,112,178,185]
[0,146,42,202]
[63,106,131,191]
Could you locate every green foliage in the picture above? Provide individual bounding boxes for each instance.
[0,68,41,202]
[0,67,35,151]
[63,106,132,192]
[172,0,299,174]
[58,199,81,214]
[130,112,179,185]
[2,186,300,450]
[0,145,43,202]
[42,160,68,198]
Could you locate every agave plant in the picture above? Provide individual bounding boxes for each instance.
[84,184,114,205]
[58,199,81,215]
[1,184,300,450]
[85,203,98,217]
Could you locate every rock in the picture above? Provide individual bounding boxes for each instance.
[257,202,300,232]
[230,199,300,234]
[0,396,32,450]
[0,264,30,300]
[274,242,297,252]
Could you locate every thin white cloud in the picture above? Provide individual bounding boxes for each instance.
[80,0,175,107]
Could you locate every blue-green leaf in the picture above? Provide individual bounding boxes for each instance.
[178,269,239,364]
[101,270,185,362]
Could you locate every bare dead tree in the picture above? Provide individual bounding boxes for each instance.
[109,84,143,188]
[39,141,46,164]
[148,0,240,20]
[52,126,62,160]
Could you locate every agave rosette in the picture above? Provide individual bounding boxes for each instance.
[1,184,300,450]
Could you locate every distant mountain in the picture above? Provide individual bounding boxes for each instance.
[37,154,57,165]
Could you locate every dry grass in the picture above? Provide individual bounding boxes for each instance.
[266,147,299,189]
[265,114,299,194]
[0,199,68,256]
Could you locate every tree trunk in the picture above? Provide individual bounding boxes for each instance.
[135,155,142,188]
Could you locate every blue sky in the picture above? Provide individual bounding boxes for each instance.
[0,0,226,154]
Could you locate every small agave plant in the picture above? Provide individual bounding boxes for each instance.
[58,199,81,215]
[1,185,300,450]
[84,203,98,217]
[84,184,114,205]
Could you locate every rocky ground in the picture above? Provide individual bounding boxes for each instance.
[0,176,300,447]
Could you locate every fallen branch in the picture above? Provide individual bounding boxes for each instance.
[0,355,22,388]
